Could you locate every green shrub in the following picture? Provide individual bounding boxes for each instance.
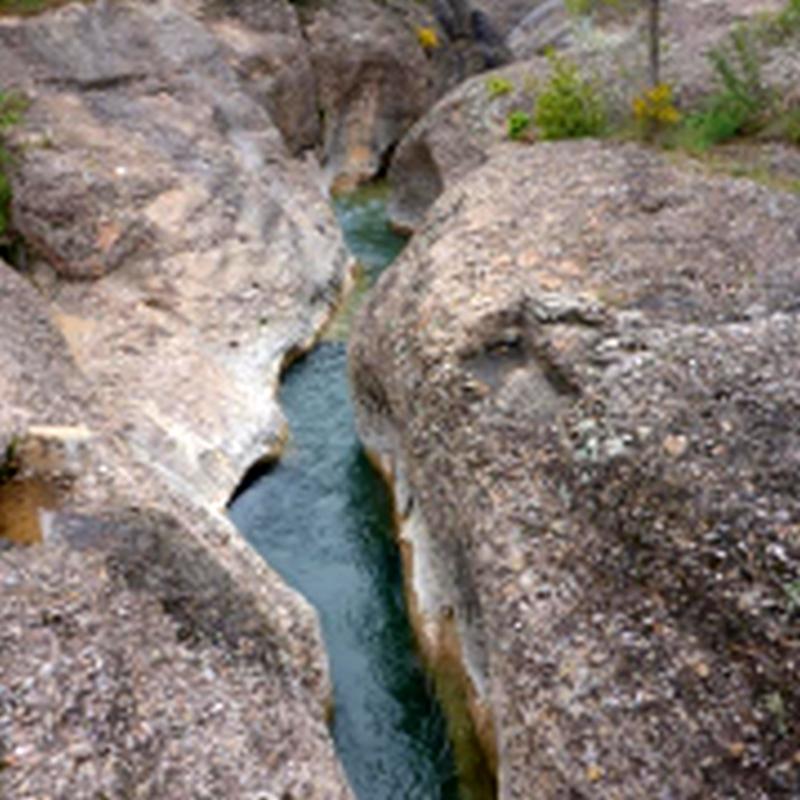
[779,106,800,144]
[678,101,750,152]
[0,91,25,240]
[534,52,606,140]
[709,28,767,117]
[507,110,532,141]
[676,28,769,151]
[778,0,800,34]
[0,0,61,15]
[759,0,800,44]
[486,75,514,99]
[0,91,24,135]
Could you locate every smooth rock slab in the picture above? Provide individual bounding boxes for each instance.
[2,0,351,504]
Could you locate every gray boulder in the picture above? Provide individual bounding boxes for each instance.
[206,0,321,153]
[350,140,800,799]
[305,0,437,190]
[0,0,356,796]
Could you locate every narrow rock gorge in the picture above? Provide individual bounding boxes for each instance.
[0,0,515,794]
[1,0,799,797]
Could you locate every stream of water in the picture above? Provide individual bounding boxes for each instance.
[229,186,464,799]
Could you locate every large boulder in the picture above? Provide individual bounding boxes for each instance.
[1,0,350,504]
[0,0,356,796]
[350,140,800,798]
[303,0,515,191]
[305,0,437,190]
[0,258,352,799]
[386,66,503,233]
[204,0,321,153]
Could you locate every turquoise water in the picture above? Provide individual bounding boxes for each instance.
[229,186,462,799]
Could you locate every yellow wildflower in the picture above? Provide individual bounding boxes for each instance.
[658,106,681,124]
[417,26,439,50]
[631,82,681,138]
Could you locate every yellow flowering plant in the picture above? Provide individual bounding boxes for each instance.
[416,26,439,51]
[632,83,681,140]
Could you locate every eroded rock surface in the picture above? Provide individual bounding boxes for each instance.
[2,0,350,504]
[300,0,515,190]
[304,0,433,191]
[0,0,355,796]
[205,0,321,153]
[350,141,800,798]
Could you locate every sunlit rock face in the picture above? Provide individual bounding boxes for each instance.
[0,0,356,795]
[350,139,800,799]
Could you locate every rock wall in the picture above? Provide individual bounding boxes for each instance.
[205,0,321,153]
[350,140,800,798]
[0,0,357,796]
[306,0,436,191]
[2,0,351,503]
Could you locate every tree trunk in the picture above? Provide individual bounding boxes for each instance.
[648,0,661,87]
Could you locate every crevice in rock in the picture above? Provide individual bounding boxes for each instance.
[374,139,398,181]
[0,234,29,272]
[226,457,279,507]
[42,73,149,92]
[228,184,499,798]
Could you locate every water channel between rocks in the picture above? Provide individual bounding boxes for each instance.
[229,185,488,800]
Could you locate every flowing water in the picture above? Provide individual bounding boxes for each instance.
[229,186,464,799]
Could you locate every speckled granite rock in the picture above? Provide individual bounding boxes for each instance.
[0,511,351,800]
[350,140,800,798]
[0,257,353,798]
[0,0,357,795]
